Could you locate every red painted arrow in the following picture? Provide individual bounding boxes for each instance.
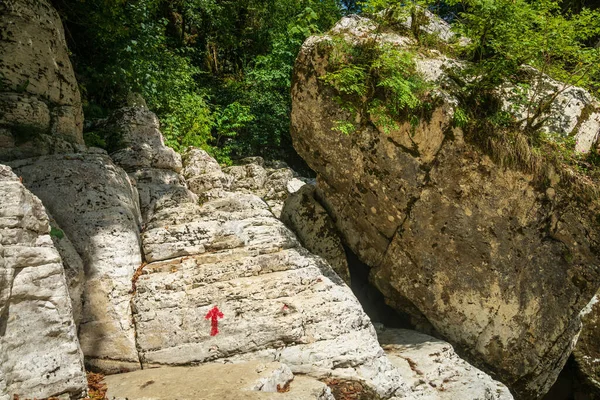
[205,306,224,336]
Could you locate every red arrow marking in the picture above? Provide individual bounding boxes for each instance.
[205,306,224,336]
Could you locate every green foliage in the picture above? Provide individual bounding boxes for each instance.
[452,107,469,128]
[360,0,438,43]
[320,37,431,134]
[83,131,107,149]
[373,44,428,114]
[445,0,600,128]
[161,93,214,153]
[54,0,342,161]
[321,65,369,97]
[332,120,358,135]
[215,102,255,141]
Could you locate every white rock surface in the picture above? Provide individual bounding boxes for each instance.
[0,164,86,400]
[48,214,85,327]
[377,327,513,399]
[133,194,412,398]
[9,154,144,373]
[108,107,182,173]
[575,112,600,154]
[182,147,233,195]
[118,130,408,397]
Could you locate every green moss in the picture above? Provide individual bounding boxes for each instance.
[50,226,65,240]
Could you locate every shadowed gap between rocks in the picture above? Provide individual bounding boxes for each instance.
[544,356,597,400]
[344,244,413,329]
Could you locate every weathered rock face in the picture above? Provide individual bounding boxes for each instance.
[96,106,397,397]
[129,144,408,398]
[291,16,600,399]
[1,97,513,398]
[377,326,513,399]
[499,66,600,154]
[222,157,310,218]
[573,295,600,397]
[0,0,84,161]
[0,165,86,400]
[10,154,144,374]
[107,107,182,173]
[182,148,233,196]
[48,214,86,327]
[281,185,351,285]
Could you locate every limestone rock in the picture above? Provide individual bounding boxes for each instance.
[573,295,600,397]
[9,154,143,374]
[182,147,233,195]
[133,194,412,398]
[500,68,600,153]
[575,112,600,154]
[0,164,86,400]
[0,0,84,160]
[123,146,409,397]
[377,327,513,399]
[94,109,409,396]
[291,16,600,398]
[192,156,309,218]
[106,107,182,173]
[105,362,335,400]
[48,214,85,327]
[281,185,351,285]
[224,163,269,192]
[131,167,196,221]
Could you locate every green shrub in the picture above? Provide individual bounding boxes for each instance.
[161,93,214,153]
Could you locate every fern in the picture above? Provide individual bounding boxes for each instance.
[320,38,431,135]
[320,64,368,97]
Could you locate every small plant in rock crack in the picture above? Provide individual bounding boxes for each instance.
[50,226,65,240]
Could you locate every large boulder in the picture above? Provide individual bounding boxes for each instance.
[0,0,84,161]
[10,154,144,374]
[0,165,86,400]
[290,15,600,399]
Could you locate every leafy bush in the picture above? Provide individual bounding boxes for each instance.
[161,93,214,153]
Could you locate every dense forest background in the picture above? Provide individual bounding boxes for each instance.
[50,0,600,164]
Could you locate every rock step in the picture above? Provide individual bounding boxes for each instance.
[105,361,334,400]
